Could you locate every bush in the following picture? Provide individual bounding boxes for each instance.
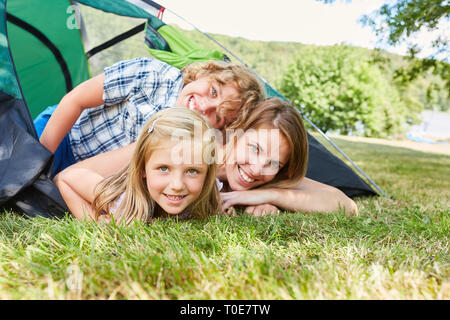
[280,45,416,138]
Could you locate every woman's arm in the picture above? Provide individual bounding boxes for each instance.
[221,177,358,215]
[54,167,105,221]
[39,73,105,153]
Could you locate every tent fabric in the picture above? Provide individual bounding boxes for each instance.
[146,24,225,69]
[0,91,69,218]
[77,0,157,19]
[0,0,20,99]
[6,0,90,118]
[305,134,373,198]
[1,0,376,219]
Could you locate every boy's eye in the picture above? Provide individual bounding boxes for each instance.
[158,166,169,172]
[215,113,223,126]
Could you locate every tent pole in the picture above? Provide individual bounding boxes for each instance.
[160,5,389,197]
[296,107,388,197]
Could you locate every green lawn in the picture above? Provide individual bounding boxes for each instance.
[0,137,448,299]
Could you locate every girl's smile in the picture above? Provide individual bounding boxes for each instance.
[163,193,187,203]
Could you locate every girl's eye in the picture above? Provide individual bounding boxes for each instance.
[187,168,199,175]
[211,87,217,97]
[158,166,169,172]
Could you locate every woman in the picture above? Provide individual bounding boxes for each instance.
[217,98,358,216]
[60,97,357,216]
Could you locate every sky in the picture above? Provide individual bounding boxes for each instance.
[158,0,448,59]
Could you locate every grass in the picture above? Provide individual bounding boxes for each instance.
[0,137,449,299]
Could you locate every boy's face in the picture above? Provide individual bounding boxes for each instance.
[175,76,240,129]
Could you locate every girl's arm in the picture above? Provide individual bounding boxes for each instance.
[39,73,105,153]
[68,142,136,178]
[54,167,105,221]
[54,142,136,221]
[221,177,358,215]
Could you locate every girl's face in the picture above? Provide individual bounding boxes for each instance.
[175,76,240,129]
[224,125,290,191]
[144,141,208,215]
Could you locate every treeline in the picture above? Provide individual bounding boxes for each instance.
[181,27,449,138]
[79,4,449,138]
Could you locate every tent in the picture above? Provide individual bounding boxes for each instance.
[0,0,379,219]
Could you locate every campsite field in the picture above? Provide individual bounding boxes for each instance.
[0,137,448,300]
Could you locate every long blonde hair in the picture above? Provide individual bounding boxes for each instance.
[226,97,309,189]
[92,108,221,224]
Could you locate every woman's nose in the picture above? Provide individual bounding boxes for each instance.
[250,156,274,177]
[250,161,265,177]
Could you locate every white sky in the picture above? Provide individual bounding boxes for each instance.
[159,0,449,59]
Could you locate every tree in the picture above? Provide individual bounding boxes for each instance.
[318,0,450,95]
[280,45,411,137]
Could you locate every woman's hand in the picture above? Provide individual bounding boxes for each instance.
[220,189,273,212]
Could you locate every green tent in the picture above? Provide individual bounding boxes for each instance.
[6,0,227,118]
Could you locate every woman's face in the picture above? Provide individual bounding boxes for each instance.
[223,125,290,191]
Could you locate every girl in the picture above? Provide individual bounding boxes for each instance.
[54,107,220,224]
[36,57,264,176]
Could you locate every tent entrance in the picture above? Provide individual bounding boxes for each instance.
[6,12,73,94]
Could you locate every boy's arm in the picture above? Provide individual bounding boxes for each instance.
[39,73,105,153]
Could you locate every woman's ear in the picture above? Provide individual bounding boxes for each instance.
[142,169,146,178]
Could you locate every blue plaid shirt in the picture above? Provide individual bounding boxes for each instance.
[68,57,183,161]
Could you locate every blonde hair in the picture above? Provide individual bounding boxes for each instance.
[182,60,265,127]
[92,108,221,224]
[227,97,309,189]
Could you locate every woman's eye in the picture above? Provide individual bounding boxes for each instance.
[158,166,169,172]
[211,87,217,97]
[249,144,259,153]
[270,161,280,168]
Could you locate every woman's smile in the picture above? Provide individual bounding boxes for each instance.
[238,165,256,184]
